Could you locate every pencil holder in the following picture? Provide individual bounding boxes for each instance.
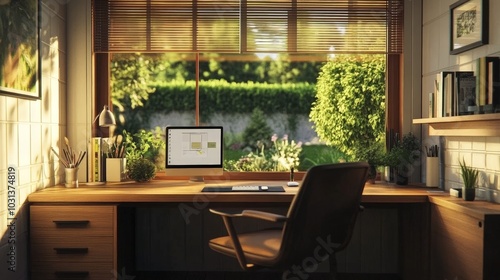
[65,167,79,188]
[106,158,127,182]
[426,157,439,187]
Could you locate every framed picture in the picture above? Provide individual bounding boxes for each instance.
[0,0,41,99]
[450,0,488,55]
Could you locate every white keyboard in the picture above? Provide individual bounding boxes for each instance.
[231,185,268,191]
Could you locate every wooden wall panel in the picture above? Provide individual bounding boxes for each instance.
[135,205,399,274]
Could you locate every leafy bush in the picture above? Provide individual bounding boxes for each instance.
[225,134,302,172]
[123,127,165,170]
[309,54,386,160]
[113,81,316,134]
[300,145,347,171]
[242,108,272,149]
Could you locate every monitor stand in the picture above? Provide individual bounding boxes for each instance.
[189,176,204,182]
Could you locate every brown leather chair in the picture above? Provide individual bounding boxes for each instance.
[209,162,369,280]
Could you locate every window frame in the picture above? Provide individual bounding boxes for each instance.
[92,0,404,178]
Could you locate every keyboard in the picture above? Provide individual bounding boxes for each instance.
[201,185,285,192]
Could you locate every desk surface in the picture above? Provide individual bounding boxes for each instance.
[28,180,436,204]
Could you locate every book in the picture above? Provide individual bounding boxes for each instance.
[455,71,474,116]
[439,71,454,117]
[429,92,434,118]
[458,75,477,115]
[435,74,442,117]
[476,57,487,107]
[485,57,500,113]
[89,137,103,182]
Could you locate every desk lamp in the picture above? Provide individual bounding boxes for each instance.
[98,105,116,127]
[88,105,116,185]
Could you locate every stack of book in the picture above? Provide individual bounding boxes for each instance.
[430,57,500,118]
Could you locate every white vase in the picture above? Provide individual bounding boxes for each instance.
[106,158,127,182]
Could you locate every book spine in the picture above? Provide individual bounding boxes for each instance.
[477,57,487,106]
[435,73,442,117]
[429,92,434,118]
[92,137,102,182]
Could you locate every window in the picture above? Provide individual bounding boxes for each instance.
[92,0,403,174]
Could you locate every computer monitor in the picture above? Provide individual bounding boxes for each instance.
[165,126,224,182]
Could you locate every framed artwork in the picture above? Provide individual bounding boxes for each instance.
[450,0,489,55]
[0,0,40,99]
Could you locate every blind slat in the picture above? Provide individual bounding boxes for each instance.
[93,0,403,54]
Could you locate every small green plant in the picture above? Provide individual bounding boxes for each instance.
[269,134,302,171]
[123,127,165,170]
[127,158,156,182]
[356,141,385,180]
[386,132,421,168]
[459,158,479,189]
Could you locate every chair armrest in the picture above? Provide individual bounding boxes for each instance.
[209,209,244,218]
[242,210,288,223]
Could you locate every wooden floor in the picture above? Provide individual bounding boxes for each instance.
[134,271,401,280]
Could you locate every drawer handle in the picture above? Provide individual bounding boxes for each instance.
[54,247,89,254]
[53,220,90,227]
[54,271,89,278]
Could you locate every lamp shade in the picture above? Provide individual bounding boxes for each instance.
[98,105,116,127]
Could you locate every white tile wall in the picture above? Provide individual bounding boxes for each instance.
[422,0,500,202]
[0,1,67,279]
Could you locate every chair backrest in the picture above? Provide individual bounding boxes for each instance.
[278,162,369,266]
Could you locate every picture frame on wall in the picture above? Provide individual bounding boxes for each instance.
[450,0,489,55]
[0,0,41,99]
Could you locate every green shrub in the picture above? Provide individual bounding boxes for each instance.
[310,54,386,160]
[225,134,303,172]
[123,127,165,170]
[242,108,272,149]
[300,145,347,171]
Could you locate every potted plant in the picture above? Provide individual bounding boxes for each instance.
[127,158,157,182]
[459,158,478,201]
[386,132,421,185]
[356,142,385,183]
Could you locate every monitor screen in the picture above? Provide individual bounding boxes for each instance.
[165,126,223,181]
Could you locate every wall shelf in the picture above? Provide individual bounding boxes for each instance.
[412,113,500,136]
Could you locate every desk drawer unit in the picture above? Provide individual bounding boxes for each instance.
[30,205,117,280]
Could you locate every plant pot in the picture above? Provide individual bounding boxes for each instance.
[395,173,408,185]
[462,187,476,201]
[106,158,127,182]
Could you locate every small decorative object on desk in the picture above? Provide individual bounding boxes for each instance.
[105,135,127,182]
[127,158,156,182]
[51,137,86,188]
[459,158,479,201]
[425,145,439,188]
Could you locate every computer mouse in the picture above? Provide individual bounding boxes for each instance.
[287,181,299,187]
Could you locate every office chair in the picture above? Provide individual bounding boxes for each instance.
[208,162,369,280]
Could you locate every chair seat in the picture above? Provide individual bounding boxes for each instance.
[209,229,282,266]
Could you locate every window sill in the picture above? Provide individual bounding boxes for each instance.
[155,171,305,181]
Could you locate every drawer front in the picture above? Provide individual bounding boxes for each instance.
[30,205,115,237]
[31,262,114,280]
[31,237,114,262]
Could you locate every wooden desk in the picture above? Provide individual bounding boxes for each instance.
[28,180,431,203]
[27,181,500,280]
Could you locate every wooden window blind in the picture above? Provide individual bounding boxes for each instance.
[93,0,403,54]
